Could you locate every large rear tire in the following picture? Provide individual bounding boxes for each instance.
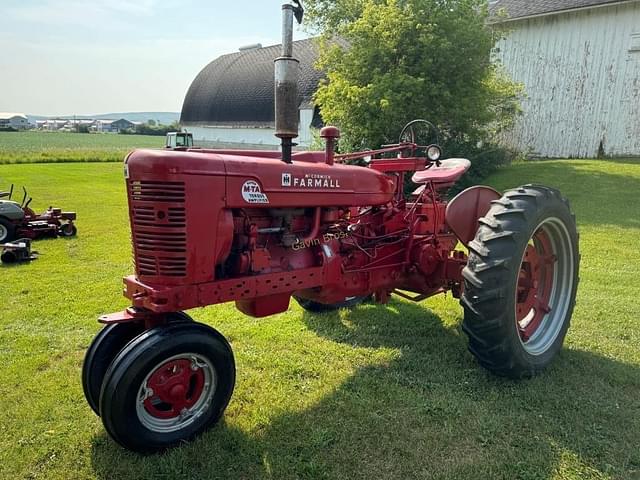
[0,217,16,243]
[461,185,579,378]
[99,321,235,453]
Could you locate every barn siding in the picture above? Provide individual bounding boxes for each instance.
[495,2,640,157]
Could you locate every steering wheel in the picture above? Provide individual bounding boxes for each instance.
[399,119,440,146]
[398,119,442,163]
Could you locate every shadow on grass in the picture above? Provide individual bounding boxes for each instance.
[89,300,639,479]
[487,159,640,230]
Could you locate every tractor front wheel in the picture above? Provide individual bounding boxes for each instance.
[82,312,192,415]
[58,223,77,237]
[99,321,235,453]
[461,185,579,378]
[82,322,144,415]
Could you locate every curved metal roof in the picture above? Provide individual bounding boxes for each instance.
[181,38,323,127]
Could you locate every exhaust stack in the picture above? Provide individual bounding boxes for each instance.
[274,1,304,164]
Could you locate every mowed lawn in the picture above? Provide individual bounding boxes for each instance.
[0,131,164,164]
[0,159,638,480]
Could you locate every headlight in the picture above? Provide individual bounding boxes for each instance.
[426,145,441,162]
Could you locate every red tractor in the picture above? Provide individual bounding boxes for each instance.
[82,1,579,453]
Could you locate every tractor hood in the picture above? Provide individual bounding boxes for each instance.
[126,148,395,208]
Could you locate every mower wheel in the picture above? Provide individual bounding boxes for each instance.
[82,312,192,416]
[58,223,77,237]
[99,321,235,453]
[0,217,15,243]
[294,295,370,313]
[461,185,579,379]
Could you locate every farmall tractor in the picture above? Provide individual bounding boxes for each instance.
[82,1,579,453]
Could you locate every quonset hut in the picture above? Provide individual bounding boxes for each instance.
[180,38,324,148]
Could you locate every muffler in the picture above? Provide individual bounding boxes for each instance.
[274,1,304,163]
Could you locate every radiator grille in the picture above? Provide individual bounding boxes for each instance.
[129,181,187,277]
[136,254,188,277]
[130,181,185,203]
[132,206,186,228]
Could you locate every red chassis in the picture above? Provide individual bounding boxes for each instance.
[101,132,494,325]
[17,206,77,240]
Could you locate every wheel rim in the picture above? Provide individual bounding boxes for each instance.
[136,353,217,433]
[516,217,575,355]
[0,224,7,242]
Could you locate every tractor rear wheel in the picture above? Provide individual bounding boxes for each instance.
[461,185,579,379]
[82,312,191,416]
[99,321,235,453]
[0,218,15,243]
[294,295,370,313]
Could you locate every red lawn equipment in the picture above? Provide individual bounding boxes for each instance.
[83,0,579,453]
[0,184,77,243]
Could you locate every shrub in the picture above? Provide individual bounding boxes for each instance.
[305,0,522,182]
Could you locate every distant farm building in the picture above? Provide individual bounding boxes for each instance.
[92,118,139,133]
[0,113,29,130]
[180,39,323,148]
[491,0,640,157]
[36,119,69,131]
[34,118,138,133]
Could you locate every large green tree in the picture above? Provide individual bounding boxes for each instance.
[306,0,521,156]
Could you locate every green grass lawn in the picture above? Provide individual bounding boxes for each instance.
[0,159,638,480]
[0,131,164,164]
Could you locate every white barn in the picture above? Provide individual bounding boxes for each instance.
[491,0,640,158]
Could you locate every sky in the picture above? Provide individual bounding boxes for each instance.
[0,0,310,116]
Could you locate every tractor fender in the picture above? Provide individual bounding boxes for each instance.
[445,185,501,246]
[0,201,25,221]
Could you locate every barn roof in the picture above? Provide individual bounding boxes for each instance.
[0,113,27,120]
[489,0,634,22]
[181,38,323,127]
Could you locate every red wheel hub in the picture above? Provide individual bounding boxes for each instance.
[143,358,205,419]
[516,229,556,342]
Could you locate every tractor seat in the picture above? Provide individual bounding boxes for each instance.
[411,158,471,185]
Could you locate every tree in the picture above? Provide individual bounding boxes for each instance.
[147,119,157,127]
[306,0,522,172]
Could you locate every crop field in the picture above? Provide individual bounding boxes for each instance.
[0,131,164,164]
[0,159,638,479]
